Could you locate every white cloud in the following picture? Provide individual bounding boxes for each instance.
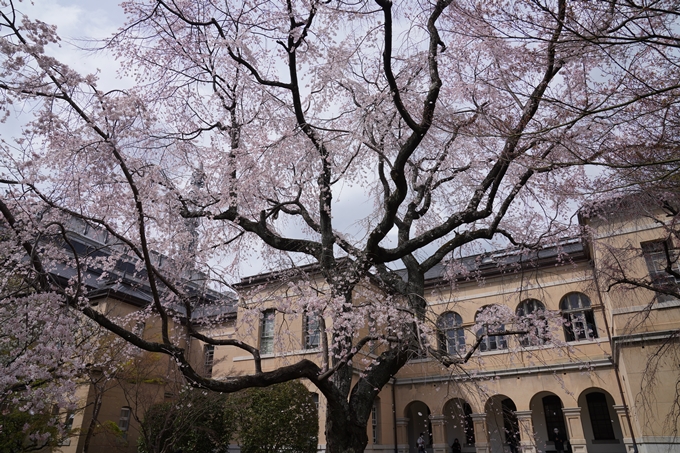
[18,0,129,89]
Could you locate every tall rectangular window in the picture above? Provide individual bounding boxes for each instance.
[642,240,680,301]
[118,407,131,439]
[303,311,320,350]
[586,393,615,440]
[204,344,215,377]
[260,310,275,354]
[59,413,75,446]
[542,396,567,443]
[372,402,379,444]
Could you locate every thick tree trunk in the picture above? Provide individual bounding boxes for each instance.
[325,399,370,453]
[322,262,425,453]
[82,388,104,453]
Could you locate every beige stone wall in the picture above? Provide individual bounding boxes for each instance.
[58,210,680,453]
[56,296,182,453]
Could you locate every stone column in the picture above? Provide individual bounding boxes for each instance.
[397,417,410,453]
[430,415,448,453]
[470,413,489,453]
[562,407,588,453]
[514,411,536,453]
[613,405,636,453]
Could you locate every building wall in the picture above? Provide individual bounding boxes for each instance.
[73,209,678,453]
[55,296,184,453]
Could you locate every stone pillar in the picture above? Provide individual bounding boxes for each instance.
[397,417,410,453]
[562,407,588,453]
[613,405,636,453]
[430,415,447,453]
[514,411,536,453]
[470,413,489,453]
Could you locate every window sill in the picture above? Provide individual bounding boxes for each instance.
[478,348,510,356]
[234,348,321,362]
[566,337,607,345]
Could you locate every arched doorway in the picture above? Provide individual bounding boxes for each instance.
[443,398,475,451]
[406,401,432,453]
[485,395,520,453]
[530,392,568,452]
[577,388,626,453]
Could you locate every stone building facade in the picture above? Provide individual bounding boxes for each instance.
[196,205,679,453]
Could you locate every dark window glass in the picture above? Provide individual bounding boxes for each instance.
[261,310,275,354]
[437,312,466,354]
[204,344,215,377]
[464,403,475,445]
[542,395,567,442]
[642,240,680,301]
[501,399,519,451]
[476,306,507,352]
[516,299,548,346]
[560,293,598,342]
[586,392,615,440]
[304,311,321,350]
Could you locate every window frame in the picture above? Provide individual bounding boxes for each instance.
[372,400,380,444]
[260,309,275,354]
[203,344,215,377]
[516,299,548,346]
[475,306,508,352]
[437,312,466,354]
[641,239,680,301]
[118,406,131,439]
[586,392,616,441]
[560,292,598,342]
[59,413,75,446]
[303,311,321,350]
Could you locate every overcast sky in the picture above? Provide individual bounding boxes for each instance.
[21,0,127,88]
[4,0,385,278]
[5,0,514,280]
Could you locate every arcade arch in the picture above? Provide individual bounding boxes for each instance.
[485,395,520,453]
[529,391,568,453]
[443,398,475,448]
[577,388,626,453]
[405,401,432,453]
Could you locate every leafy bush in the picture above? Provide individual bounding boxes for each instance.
[235,381,318,453]
[138,381,318,453]
[138,389,234,453]
[0,409,62,453]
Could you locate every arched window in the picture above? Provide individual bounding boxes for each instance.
[437,312,465,354]
[475,306,508,352]
[516,299,547,346]
[560,293,597,342]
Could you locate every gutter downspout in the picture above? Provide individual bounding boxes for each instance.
[590,260,639,453]
[392,378,398,453]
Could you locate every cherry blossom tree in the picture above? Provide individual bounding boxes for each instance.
[2,1,680,452]
[0,217,96,438]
